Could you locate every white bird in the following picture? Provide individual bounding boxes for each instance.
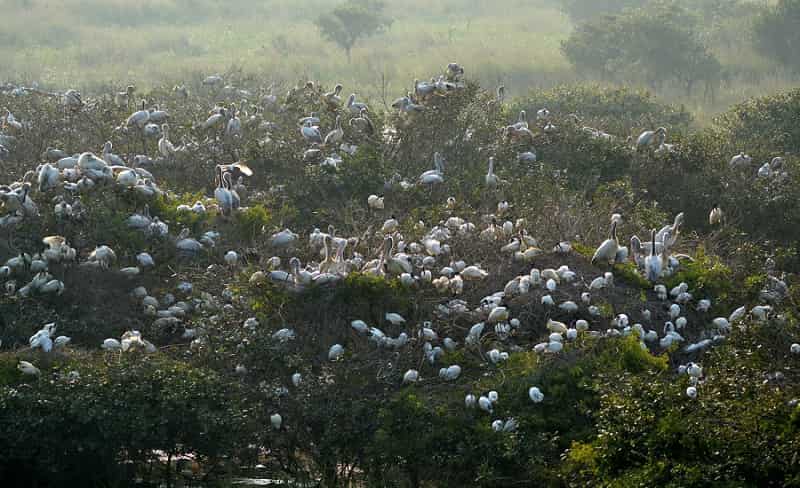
[644,229,661,282]
[328,344,345,361]
[136,252,154,268]
[636,127,666,149]
[687,362,703,378]
[102,338,122,351]
[351,320,369,334]
[126,101,150,128]
[17,361,40,376]
[301,120,323,144]
[224,250,239,267]
[528,386,544,403]
[729,152,751,169]
[367,194,384,209]
[385,313,406,325]
[270,413,282,430]
[37,163,60,192]
[439,364,461,381]
[592,220,619,266]
[271,229,298,248]
[686,386,697,399]
[403,369,419,384]
[485,157,499,187]
[709,205,723,226]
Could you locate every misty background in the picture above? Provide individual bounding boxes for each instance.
[0,0,795,118]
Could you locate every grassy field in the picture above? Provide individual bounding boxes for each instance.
[0,0,796,122]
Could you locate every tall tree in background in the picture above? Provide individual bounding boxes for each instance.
[753,0,800,73]
[315,0,392,63]
[561,4,721,98]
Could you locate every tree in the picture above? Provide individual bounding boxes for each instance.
[561,5,720,96]
[315,0,392,63]
[753,0,800,73]
[559,0,639,22]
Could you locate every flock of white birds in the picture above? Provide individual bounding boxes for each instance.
[1,64,797,435]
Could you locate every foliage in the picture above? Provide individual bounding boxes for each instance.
[558,0,640,22]
[753,0,800,73]
[566,320,800,487]
[562,5,721,95]
[665,247,733,304]
[0,353,254,487]
[518,84,693,136]
[315,0,393,61]
[1,73,800,487]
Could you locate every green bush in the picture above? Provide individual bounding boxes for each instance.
[0,353,254,486]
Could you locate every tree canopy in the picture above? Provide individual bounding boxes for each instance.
[315,0,393,62]
[753,0,800,73]
[561,5,721,96]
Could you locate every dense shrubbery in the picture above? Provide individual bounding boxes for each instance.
[1,77,799,486]
[0,353,254,487]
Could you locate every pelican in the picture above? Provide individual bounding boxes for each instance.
[487,85,505,110]
[224,250,239,267]
[349,108,374,135]
[270,229,298,248]
[445,62,464,81]
[367,194,384,209]
[644,229,661,282]
[176,229,203,257]
[403,369,419,384]
[301,120,322,144]
[37,163,60,192]
[513,110,528,130]
[328,344,345,361]
[591,221,619,266]
[419,152,445,184]
[126,100,150,129]
[158,123,177,158]
[225,105,241,138]
[729,152,751,169]
[392,93,425,113]
[202,107,227,131]
[102,141,125,167]
[114,85,135,108]
[116,168,138,188]
[323,84,343,109]
[655,212,683,248]
[709,205,723,226]
[324,116,343,146]
[636,127,666,150]
[485,157,498,187]
[346,93,368,114]
[215,167,234,216]
[63,89,83,111]
[17,360,40,376]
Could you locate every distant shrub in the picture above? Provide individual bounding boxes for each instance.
[518,85,692,136]
[562,6,720,96]
[753,0,800,73]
